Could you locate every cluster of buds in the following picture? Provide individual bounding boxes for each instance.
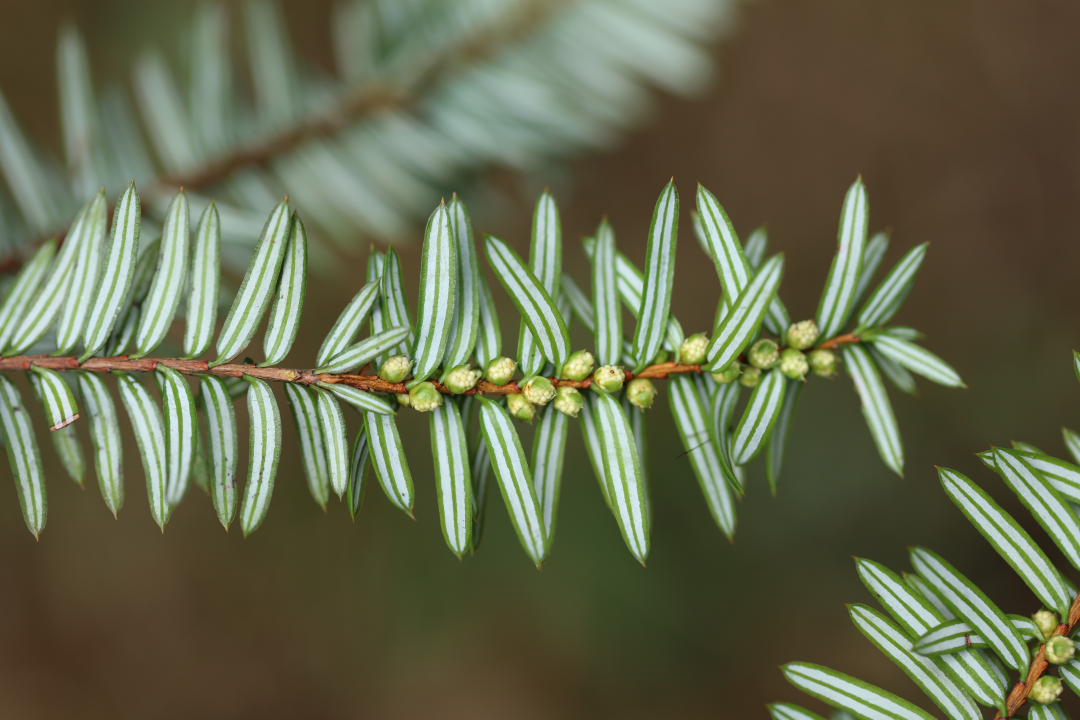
[712,361,741,384]
[522,376,556,406]
[679,333,708,365]
[407,381,443,413]
[443,364,482,394]
[560,350,595,382]
[378,355,412,384]
[626,378,657,409]
[484,357,516,386]
[507,392,535,423]
[553,386,584,417]
[592,365,625,394]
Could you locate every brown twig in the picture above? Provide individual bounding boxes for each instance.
[994,591,1080,718]
[815,333,860,350]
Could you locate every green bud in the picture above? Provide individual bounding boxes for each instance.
[679,333,708,365]
[507,393,536,423]
[807,348,837,378]
[786,319,820,350]
[484,356,516,386]
[560,350,596,382]
[522,375,556,406]
[408,382,443,413]
[1029,676,1063,705]
[654,350,670,365]
[443,364,481,394]
[592,365,625,393]
[740,365,762,388]
[553,386,584,418]
[1034,610,1060,641]
[395,393,411,407]
[779,348,809,380]
[1046,636,1076,665]
[627,378,657,409]
[748,339,780,369]
[711,361,741,384]
[378,355,411,383]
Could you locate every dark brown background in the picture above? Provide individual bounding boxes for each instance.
[1,0,1079,718]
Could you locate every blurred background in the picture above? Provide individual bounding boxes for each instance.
[2,0,1080,718]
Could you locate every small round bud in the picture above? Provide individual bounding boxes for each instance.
[654,350,670,365]
[560,350,596,382]
[553,386,584,418]
[592,365,625,393]
[396,393,411,407]
[807,348,837,378]
[378,355,412,383]
[679,333,708,365]
[748,339,780,369]
[507,393,536,423]
[484,357,516,386]
[779,348,809,380]
[443,364,481,394]
[1029,676,1064,705]
[408,382,443,412]
[1046,636,1076,665]
[711,361,741,384]
[786,319,820,350]
[1034,610,1060,641]
[627,378,658,409]
[522,375,556,406]
[740,365,762,388]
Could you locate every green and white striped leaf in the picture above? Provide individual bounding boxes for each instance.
[1065,428,1080,466]
[430,399,473,557]
[623,395,651,525]
[1059,659,1080,696]
[485,234,569,371]
[0,90,64,232]
[318,381,395,415]
[470,434,493,552]
[581,393,612,510]
[56,190,108,354]
[49,424,85,486]
[562,272,595,333]
[0,238,57,352]
[365,411,413,515]
[1029,703,1070,720]
[239,377,281,536]
[782,662,935,720]
[532,404,568,554]
[909,546,1029,672]
[593,391,649,564]
[704,254,784,372]
[913,620,988,655]
[474,272,501,368]
[316,325,411,375]
[283,383,330,509]
[1007,448,1080,503]
[0,375,47,537]
[347,425,370,519]
[77,372,123,517]
[744,226,768,269]
[199,376,237,529]
[10,204,93,353]
[592,219,622,366]
[816,178,869,338]
[1011,440,1045,455]
[155,366,196,506]
[732,368,786,466]
[631,181,679,372]
[858,243,928,329]
[411,202,456,384]
[181,201,220,359]
[856,557,1007,708]
[710,379,742,472]
[992,448,1080,573]
[212,200,291,366]
[845,344,904,476]
[116,372,169,530]
[380,247,414,357]
[133,190,190,357]
[478,397,546,565]
[869,346,918,395]
[28,366,79,430]
[669,375,738,538]
[851,232,891,311]
[312,386,349,499]
[848,604,980,720]
[871,335,962,388]
[940,466,1072,617]
[315,282,380,368]
[81,182,142,361]
[442,195,480,371]
[260,212,307,366]
[769,703,829,720]
[518,193,563,377]
[57,24,99,196]
[767,378,803,495]
[695,184,751,304]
